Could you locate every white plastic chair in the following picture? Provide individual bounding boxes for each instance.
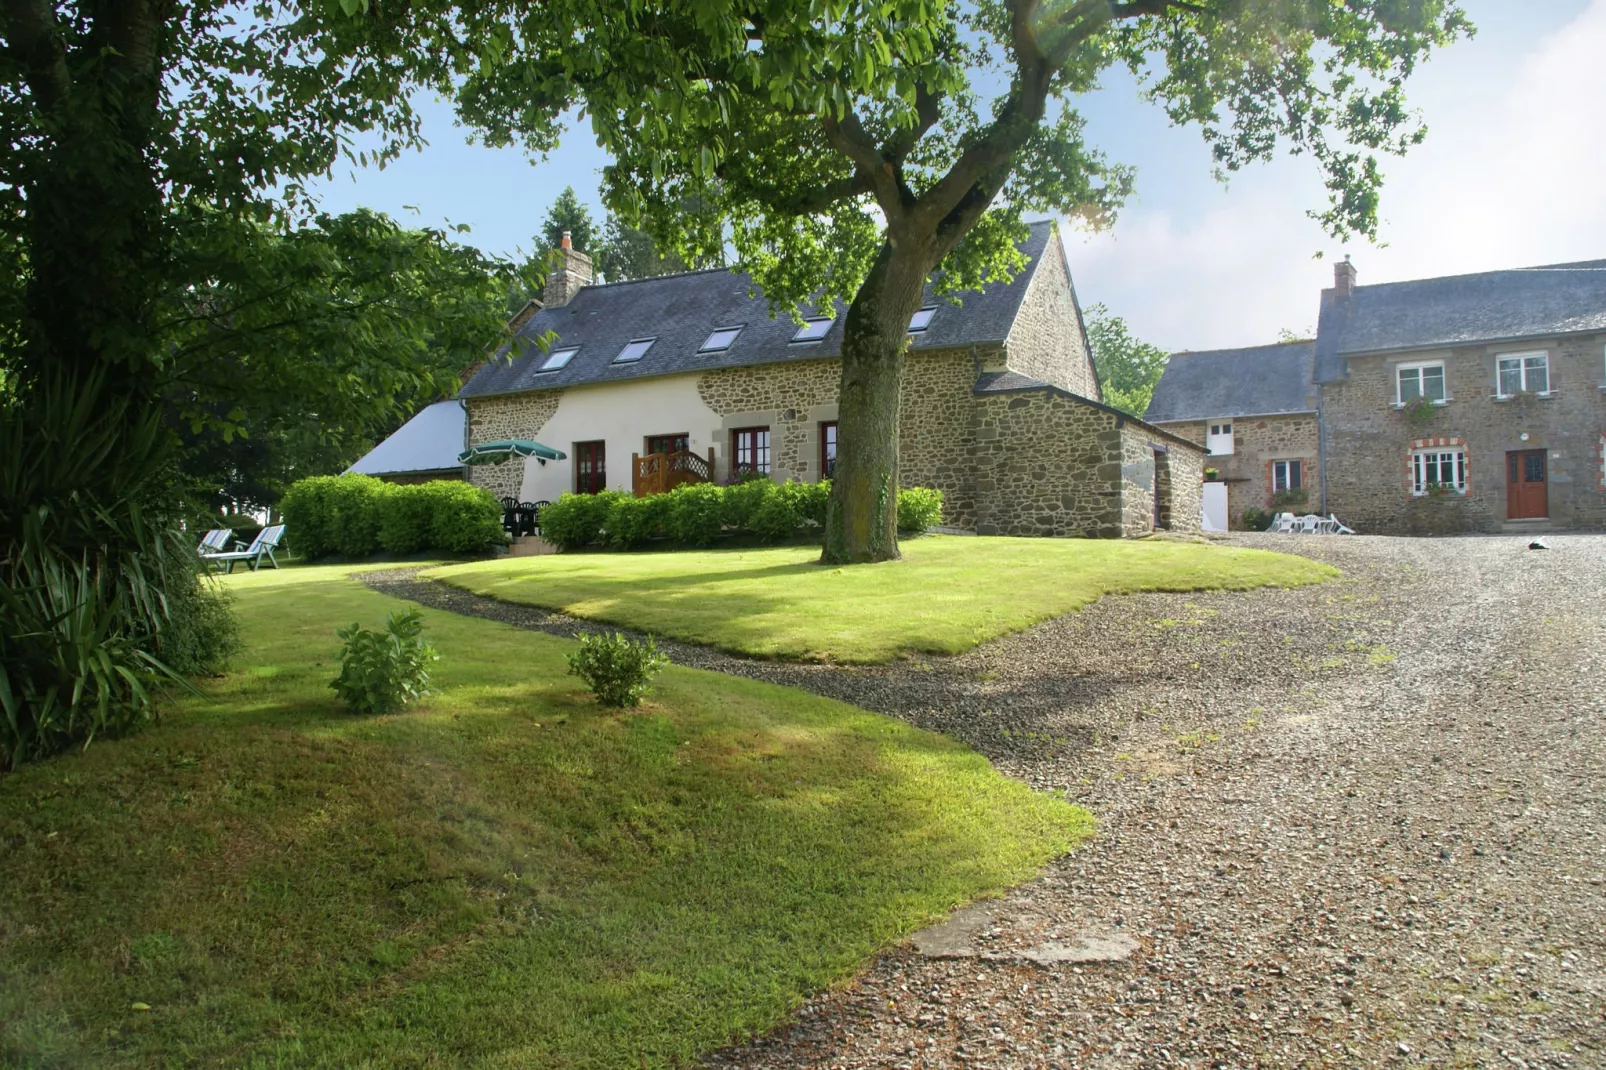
[1296,514,1322,535]
[1271,512,1297,534]
[1327,514,1356,535]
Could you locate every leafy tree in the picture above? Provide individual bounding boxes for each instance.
[539,186,600,256]
[446,0,1470,562]
[596,216,689,282]
[1085,304,1169,419]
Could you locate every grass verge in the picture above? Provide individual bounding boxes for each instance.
[426,535,1336,663]
[0,565,1089,1069]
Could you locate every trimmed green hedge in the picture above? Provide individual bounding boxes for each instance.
[281,475,505,559]
[539,480,942,552]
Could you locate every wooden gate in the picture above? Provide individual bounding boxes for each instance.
[633,448,715,497]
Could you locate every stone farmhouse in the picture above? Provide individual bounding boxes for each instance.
[1147,257,1606,535]
[452,221,1204,538]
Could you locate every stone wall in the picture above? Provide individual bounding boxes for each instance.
[1002,241,1101,398]
[464,390,563,498]
[1152,413,1319,528]
[1322,333,1606,533]
[1162,439,1205,534]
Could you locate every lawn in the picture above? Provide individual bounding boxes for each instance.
[0,565,1090,1069]
[426,535,1337,663]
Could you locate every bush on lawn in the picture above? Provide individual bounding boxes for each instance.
[749,480,809,542]
[798,479,831,528]
[329,609,439,715]
[567,631,668,708]
[605,493,673,549]
[1240,506,1275,532]
[666,482,726,546]
[539,490,628,551]
[897,486,944,534]
[284,475,506,559]
[721,475,773,531]
[158,575,244,677]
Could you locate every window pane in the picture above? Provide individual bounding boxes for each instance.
[1524,356,1548,394]
[908,306,938,332]
[700,327,742,352]
[614,338,655,363]
[792,317,832,342]
[1498,359,1522,396]
[1456,452,1467,489]
[1273,462,1286,491]
[1399,368,1422,400]
[540,347,578,371]
[1289,460,1302,490]
[1412,453,1425,493]
[1221,423,1232,434]
[1422,366,1445,401]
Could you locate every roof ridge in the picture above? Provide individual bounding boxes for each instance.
[1354,258,1606,292]
[1168,339,1314,357]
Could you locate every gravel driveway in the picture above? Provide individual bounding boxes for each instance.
[366,534,1606,1067]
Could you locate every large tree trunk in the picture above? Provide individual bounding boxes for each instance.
[821,237,939,564]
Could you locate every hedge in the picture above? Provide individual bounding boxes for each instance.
[280,475,505,559]
[539,479,943,552]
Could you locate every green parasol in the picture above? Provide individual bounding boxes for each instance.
[458,440,567,466]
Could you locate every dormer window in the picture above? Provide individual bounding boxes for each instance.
[538,347,578,372]
[1496,351,1549,397]
[613,338,655,364]
[908,306,938,333]
[700,326,743,352]
[792,317,832,343]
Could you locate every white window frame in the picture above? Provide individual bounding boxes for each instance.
[1410,447,1467,496]
[907,306,938,333]
[1495,350,1550,398]
[1272,459,1302,493]
[1205,421,1235,457]
[1395,360,1448,405]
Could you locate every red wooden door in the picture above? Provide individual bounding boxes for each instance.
[575,440,607,494]
[1506,450,1547,519]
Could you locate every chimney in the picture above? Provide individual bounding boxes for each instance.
[544,229,593,308]
[1333,256,1357,299]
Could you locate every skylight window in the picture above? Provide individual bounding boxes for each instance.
[908,306,938,333]
[538,347,578,372]
[700,326,743,352]
[613,338,656,364]
[791,317,833,343]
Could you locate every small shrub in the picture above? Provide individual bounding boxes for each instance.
[538,491,627,551]
[1203,467,1221,482]
[1240,506,1275,532]
[605,493,672,549]
[567,631,669,708]
[420,481,505,553]
[749,481,808,541]
[329,609,439,715]
[159,575,243,677]
[1269,487,1309,512]
[798,479,831,528]
[376,484,434,554]
[896,486,944,533]
[723,476,774,531]
[1401,394,1438,426]
[666,482,726,546]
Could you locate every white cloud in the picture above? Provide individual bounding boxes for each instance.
[1063,0,1606,353]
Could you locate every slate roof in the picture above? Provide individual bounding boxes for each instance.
[1144,341,1316,423]
[347,400,465,476]
[460,221,1057,399]
[1315,260,1606,382]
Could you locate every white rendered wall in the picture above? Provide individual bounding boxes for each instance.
[517,373,724,500]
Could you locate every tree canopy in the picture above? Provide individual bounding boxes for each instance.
[539,186,601,255]
[439,0,1469,560]
[1086,304,1170,419]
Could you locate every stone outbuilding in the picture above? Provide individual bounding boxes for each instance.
[453,221,1203,537]
[1148,256,1606,535]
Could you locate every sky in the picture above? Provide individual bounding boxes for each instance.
[306,0,1606,354]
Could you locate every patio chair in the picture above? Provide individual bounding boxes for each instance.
[1328,514,1356,535]
[1296,514,1322,535]
[203,524,285,574]
[1270,512,1298,534]
[195,528,234,556]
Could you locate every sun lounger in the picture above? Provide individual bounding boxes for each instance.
[202,524,285,574]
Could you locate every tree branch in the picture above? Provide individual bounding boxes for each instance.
[882,82,943,163]
[1,0,72,111]
[822,110,909,218]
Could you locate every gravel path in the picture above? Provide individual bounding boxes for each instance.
[362,535,1606,1067]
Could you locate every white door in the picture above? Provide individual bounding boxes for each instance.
[1201,482,1229,532]
[1205,421,1234,456]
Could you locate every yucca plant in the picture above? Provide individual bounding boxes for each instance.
[0,369,201,769]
